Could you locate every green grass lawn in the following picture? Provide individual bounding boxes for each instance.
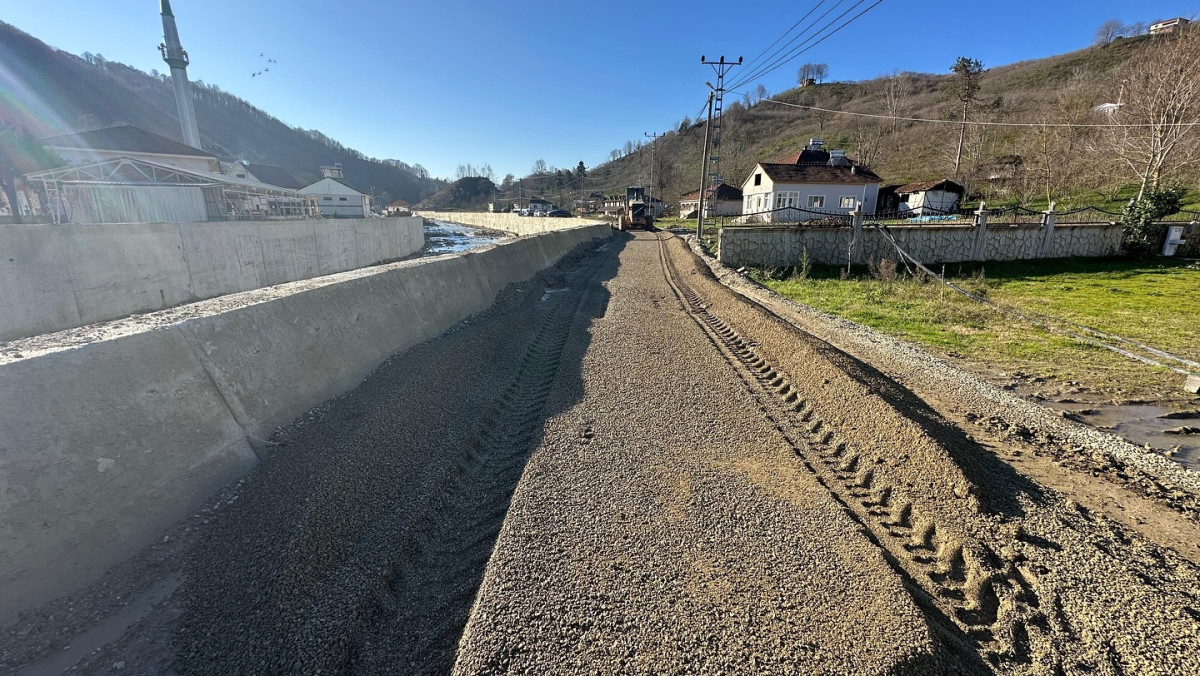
[756,257,1200,402]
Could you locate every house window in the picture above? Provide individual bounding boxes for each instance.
[775,191,799,209]
[808,195,825,208]
[754,173,762,186]
[840,196,856,209]
[323,196,333,201]
[339,197,348,202]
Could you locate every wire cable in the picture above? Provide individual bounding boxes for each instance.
[730,94,1200,128]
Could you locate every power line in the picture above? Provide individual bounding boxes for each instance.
[729,0,852,90]
[738,0,834,77]
[736,94,1200,128]
[730,0,884,91]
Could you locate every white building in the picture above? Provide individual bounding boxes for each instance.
[1149,17,1190,35]
[893,179,964,215]
[739,153,881,223]
[30,125,307,224]
[42,125,221,174]
[680,183,743,218]
[299,176,370,218]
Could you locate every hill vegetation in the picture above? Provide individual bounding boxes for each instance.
[578,31,1200,213]
[0,21,445,204]
[416,176,498,211]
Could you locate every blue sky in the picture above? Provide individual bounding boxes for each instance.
[4,1,1196,179]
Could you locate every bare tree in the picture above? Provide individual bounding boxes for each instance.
[882,69,914,141]
[532,159,548,174]
[1094,19,1126,45]
[1100,30,1200,198]
[848,119,885,168]
[950,56,985,177]
[812,63,829,83]
[1125,21,1147,37]
[754,84,768,104]
[797,63,815,84]
[623,140,634,157]
[609,149,621,162]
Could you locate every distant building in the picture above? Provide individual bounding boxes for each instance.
[879,179,964,215]
[1149,17,1190,35]
[321,163,345,179]
[226,161,303,190]
[680,183,743,218]
[299,176,370,218]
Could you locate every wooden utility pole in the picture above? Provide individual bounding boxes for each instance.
[697,93,714,240]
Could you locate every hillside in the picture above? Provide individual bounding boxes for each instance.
[0,22,445,204]
[416,177,498,211]
[581,33,1196,211]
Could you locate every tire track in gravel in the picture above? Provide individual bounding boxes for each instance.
[169,240,619,675]
[343,254,606,675]
[656,232,1200,675]
[654,233,1045,671]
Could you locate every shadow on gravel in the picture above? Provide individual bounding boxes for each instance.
[171,236,626,675]
[792,329,1045,518]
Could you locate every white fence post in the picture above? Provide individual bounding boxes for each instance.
[971,202,989,262]
[851,206,865,265]
[1039,201,1057,257]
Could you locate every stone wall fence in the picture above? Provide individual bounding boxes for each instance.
[714,204,1199,269]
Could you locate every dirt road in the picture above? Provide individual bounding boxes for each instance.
[3,231,1198,674]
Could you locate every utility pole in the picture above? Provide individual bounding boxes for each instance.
[644,131,663,216]
[700,55,742,199]
[697,92,714,240]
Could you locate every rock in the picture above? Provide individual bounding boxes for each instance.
[1185,374,1200,395]
[1164,426,1199,436]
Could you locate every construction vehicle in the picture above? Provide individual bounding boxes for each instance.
[617,186,653,231]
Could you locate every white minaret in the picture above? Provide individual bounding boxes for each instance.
[158,0,202,149]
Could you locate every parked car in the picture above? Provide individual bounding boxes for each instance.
[547,209,572,218]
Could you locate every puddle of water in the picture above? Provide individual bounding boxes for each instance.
[423,220,503,256]
[1044,402,1199,470]
[18,575,181,675]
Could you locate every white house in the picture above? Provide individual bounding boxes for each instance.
[1149,17,1190,35]
[893,179,964,215]
[299,176,370,218]
[680,183,743,218]
[740,153,881,223]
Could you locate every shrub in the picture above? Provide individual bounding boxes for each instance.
[1121,186,1186,258]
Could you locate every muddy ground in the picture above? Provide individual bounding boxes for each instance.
[3,231,1199,675]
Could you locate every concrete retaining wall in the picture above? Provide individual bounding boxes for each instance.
[717,222,1124,268]
[0,217,425,342]
[417,211,606,236]
[0,223,611,623]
